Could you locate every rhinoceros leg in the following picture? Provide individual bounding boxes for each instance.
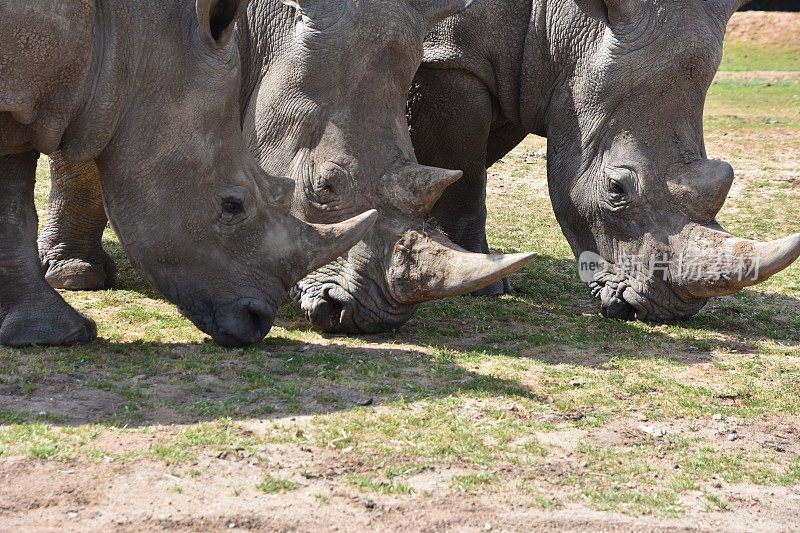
[409,67,521,296]
[38,152,116,290]
[0,152,97,346]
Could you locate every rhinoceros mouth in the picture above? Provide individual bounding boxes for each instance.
[589,270,707,322]
[291,279,416,334]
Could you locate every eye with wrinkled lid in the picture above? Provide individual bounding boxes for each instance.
[222,197,245,215]
[605,167,637,209]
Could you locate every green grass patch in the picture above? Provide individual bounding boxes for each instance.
[705,77,800,131]
[721,40,800,72]
[450,472,497,493]
[256,476,301,494]
[346,474,413,495]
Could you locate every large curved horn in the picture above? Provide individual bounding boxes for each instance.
[388,230,535,304]
[675,224,800,299]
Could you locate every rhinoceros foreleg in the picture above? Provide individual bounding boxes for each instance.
[38,152,116,290]
[409,66,510,296]
[0,152,97,346]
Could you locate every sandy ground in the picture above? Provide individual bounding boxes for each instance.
[2,415,799,532]
[1,11,799,533]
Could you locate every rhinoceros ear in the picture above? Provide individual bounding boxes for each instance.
[411,0,474,29]
[196,0,250,47]
[573,0,642,30]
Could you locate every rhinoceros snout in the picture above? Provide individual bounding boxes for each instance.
[211,298,275,348]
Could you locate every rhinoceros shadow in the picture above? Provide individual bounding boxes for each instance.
[0,240,795,428]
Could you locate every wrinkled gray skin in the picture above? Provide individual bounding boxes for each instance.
[408,0,800,321]
[40,0,535,335]
[0,0,377,348]
[239,0,534,333]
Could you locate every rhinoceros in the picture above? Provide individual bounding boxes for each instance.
[0,0,376,348]
[38,0,535,335]
[408,0,800,321]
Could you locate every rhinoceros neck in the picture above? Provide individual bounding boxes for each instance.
[519,1,605,138]
[59,0,133,163]
[238,0,295,123]
[240,1,329,175]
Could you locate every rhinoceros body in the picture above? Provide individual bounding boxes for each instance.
[39,0,535,335]
[0,0,376,347]
[408,0,800,321]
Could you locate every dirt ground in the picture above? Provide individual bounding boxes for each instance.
[1,11,799,533]
[726,11,800,45]
[2,415,800,532]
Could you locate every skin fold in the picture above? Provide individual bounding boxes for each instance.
[0,0,377,348]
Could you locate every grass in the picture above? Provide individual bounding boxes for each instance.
[256,476,301,494]
[346,474,414,495]
[0,23,798,521]
[705,78,800,130]
[721,40,800,72]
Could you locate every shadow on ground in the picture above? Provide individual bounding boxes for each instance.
[2,233,796,428]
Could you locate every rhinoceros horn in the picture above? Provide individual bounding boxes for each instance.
[667,160,734,223]
[383,164,463,214]
[674,224,800,299]
[291,210,379,279]
[388,230,535,304]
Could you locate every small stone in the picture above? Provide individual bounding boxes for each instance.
[687,346,700,353]
[354,397,374,407]
[485,523,493,531]
[229,523,237,529]
[297,344,313,353]
[727,433,738,442]
[37,411,47,417]
[570,379,583,387]
[639,425,666,438]
[365,498,376,509]
[637,413,649,422]
[712,414,724,421]
[67,512,78,519]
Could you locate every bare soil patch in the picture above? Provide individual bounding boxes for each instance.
[726,12,800,46]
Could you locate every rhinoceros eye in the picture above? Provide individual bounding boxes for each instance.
[609,179,626,203]
[604,167,637,211]
[222,197,245,215]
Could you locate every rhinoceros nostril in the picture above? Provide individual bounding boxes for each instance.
[309,294,345,332]
[212,299,275,348]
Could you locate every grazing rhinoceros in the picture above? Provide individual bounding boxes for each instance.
[0,0,376,348]
[407,0,800,321]
[39,0,535,335]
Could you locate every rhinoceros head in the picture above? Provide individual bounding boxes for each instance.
[546,0,800,321]
[246,0,533,333]
[96,0,377,347]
